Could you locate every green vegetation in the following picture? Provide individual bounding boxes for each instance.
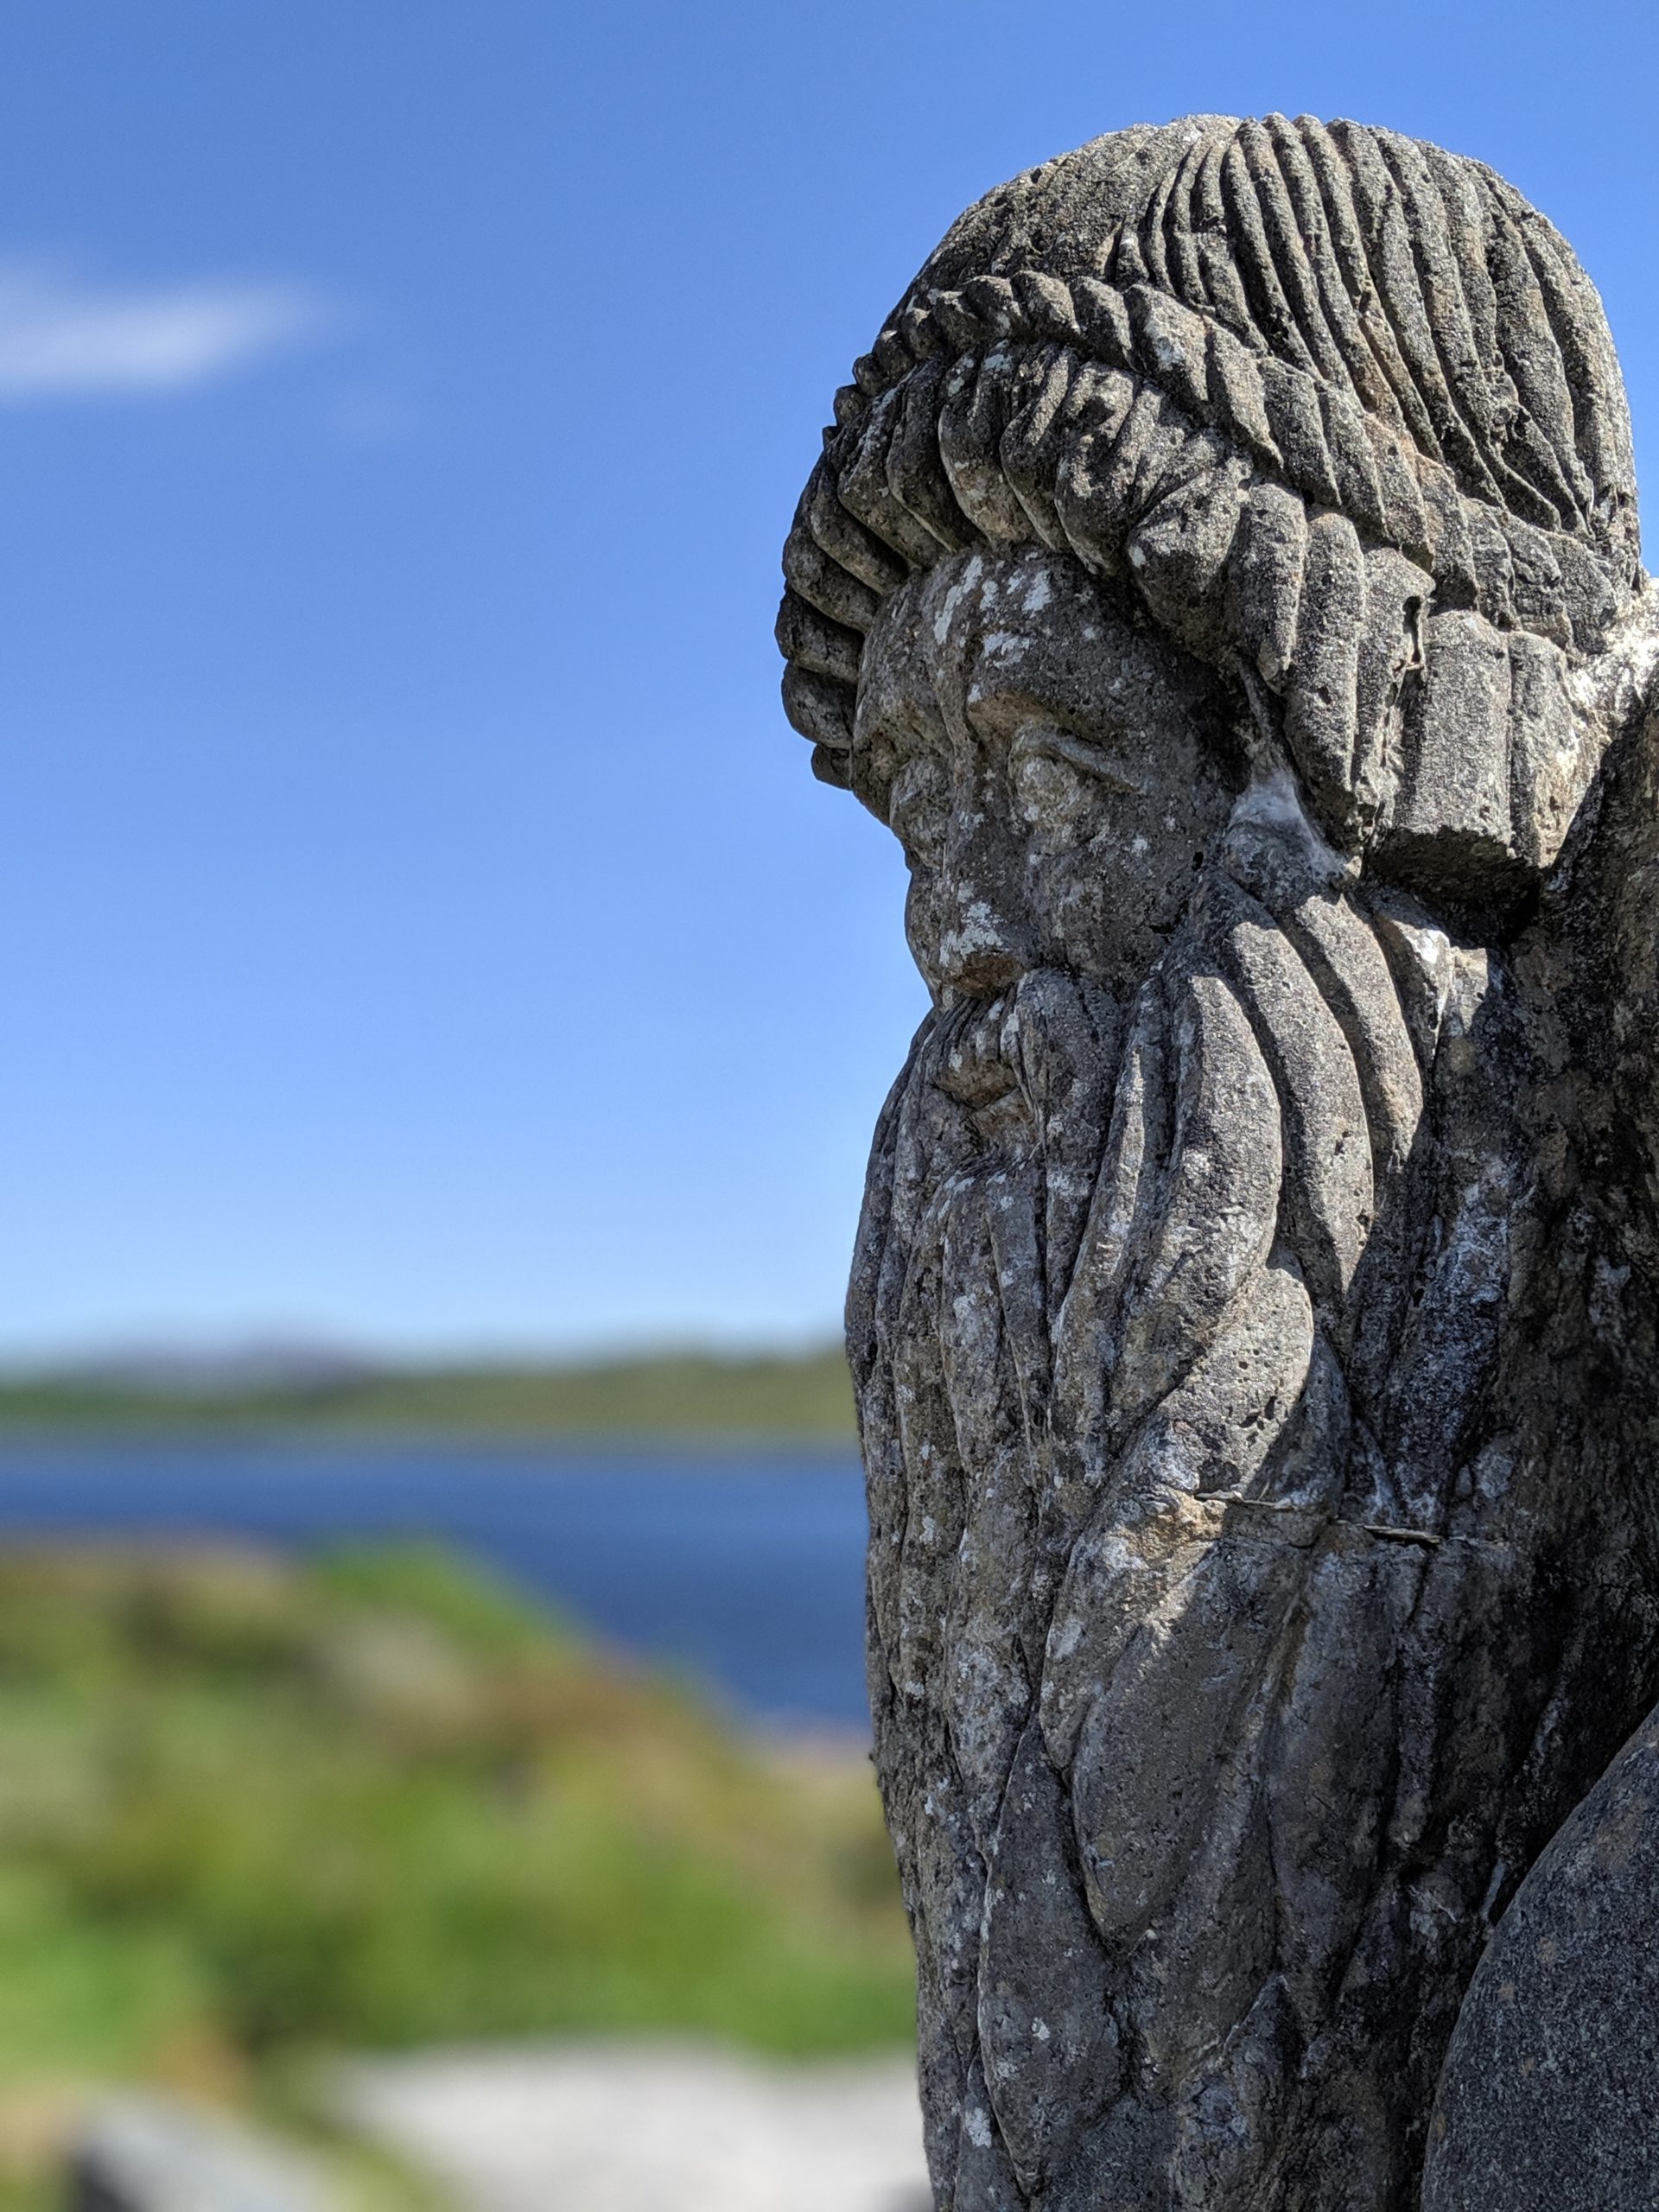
[0,1348,856,1440]
[0,1541,910,2097]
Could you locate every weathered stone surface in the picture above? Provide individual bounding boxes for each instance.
[781,111,1659,2212]
[1421,1697,1659,2212]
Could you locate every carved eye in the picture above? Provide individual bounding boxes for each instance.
[1010,722,1131,830]
[1013,747,1091,829]
[887,754,950,863]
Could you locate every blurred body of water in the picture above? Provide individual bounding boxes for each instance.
[0,1441,870,1727]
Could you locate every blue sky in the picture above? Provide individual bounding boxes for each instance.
[3,0,1656,1357]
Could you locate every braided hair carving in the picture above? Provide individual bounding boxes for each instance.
[779,115,1647,895]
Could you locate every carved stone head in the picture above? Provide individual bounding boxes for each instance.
[780,114,1650,951]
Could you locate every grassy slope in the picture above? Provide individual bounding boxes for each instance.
[0,1542,909,2094]
[0,1350,856,1440]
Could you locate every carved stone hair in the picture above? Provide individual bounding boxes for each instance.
[778,113,1644,903]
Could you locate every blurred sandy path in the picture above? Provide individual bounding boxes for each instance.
[338,2043,930,2212]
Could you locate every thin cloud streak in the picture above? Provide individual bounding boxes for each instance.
[0,262,328,397]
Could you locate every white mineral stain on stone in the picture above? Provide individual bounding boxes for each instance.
[944,900,1009,958]
[965,2107,994,2151]
[1472,1445,1514,1503]
[932,555,984,645]
[1050,1616,1083,1660]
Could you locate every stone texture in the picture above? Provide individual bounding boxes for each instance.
[780,112,1659,2212]
[1421,1698,1659,2210]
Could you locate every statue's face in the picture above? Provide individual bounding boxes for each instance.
[853,546,1240,1001]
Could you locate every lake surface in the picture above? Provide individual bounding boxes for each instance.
[0,1440,871,1727]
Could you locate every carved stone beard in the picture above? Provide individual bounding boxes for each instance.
[849,806,1526,2212]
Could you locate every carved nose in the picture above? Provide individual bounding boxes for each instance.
[936,884,1034,995]
[929,789,1036,995]
[938,804,1039,995]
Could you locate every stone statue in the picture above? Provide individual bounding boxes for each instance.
[778,115,1659,2210]
[1420,1696,1659,2209]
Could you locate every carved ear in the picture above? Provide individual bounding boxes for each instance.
[1506,634,1605,874]
[1529,576,1659,865]
[1373,612,1529,906]
[1368,608,1649,908]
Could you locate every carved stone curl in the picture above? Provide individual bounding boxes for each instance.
[779,114,1659,2211]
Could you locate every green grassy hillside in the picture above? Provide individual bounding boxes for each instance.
[0,1542,908,2091]
[0,1348,857,1440]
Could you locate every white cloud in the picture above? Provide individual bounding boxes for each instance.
[0,262,328,398]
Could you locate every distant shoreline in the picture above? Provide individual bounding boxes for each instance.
[0,1346,859,1442]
